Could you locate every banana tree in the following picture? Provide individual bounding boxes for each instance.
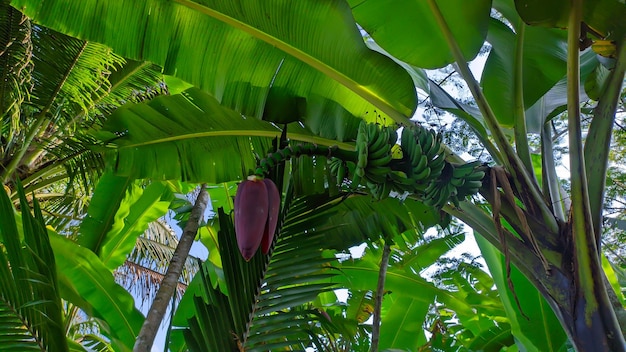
[9,0,626,350]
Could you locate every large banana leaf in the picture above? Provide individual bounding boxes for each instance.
[78,173,134,253]
[99,181,172,270]
[481,0,602,128]
[95,87,371,183]
[514,0,626,39]
[12,0,417,124]
[51,233,145,351]
[0,186,69,351]
[476,234,568,351]
[96,87,283,182]
[348,0,492,69]
[481,17,570,127]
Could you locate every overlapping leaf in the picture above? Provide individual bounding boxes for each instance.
[0,185,69,351]
[96,88,281,182]
[50,233,145,351]
[349,0,492,69]
[476,235,568,351]
[12,0,417,124]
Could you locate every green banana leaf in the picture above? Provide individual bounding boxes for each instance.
[348,0,492,69]
[99,181,172,270]
[333,244,503,350]
[78,173,133,253]
[481,17,570,127]
[50,233,145,351]
[476,234,568,352]
[514,0,626,39]
[481,2,601,128]
[95,87,284,182]
[12,0,416,124]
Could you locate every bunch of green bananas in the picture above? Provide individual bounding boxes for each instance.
[423,161,485,208]
[392,124,446,195]
[327,157,348,186]
[326,121,486,206]
[330,121,399,199]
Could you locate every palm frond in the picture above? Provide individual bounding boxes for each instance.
[0,183,69,351]
[0,2,32,138]
[115,220,201,307]
[171,191,352,351]
[30,26,123,118]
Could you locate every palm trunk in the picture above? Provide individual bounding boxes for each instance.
[133,184,208,352]
[371,242,391,352]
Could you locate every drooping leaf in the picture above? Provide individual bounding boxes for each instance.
[12,0,417,124]
[349,0,492,69]
[378,295,429,349]
[100,181,172,270]
[50,233,144,351]
[0,184,69,352]
[475,234,568,352]
[514,0,626,40]
[95,88,279,182]
[78,172,133,253]
[481,17,570,127]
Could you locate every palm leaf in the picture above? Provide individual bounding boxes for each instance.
[0,1,32,135]
[115,220,201,307]
[172,191,351,351]
[0,183,69,351]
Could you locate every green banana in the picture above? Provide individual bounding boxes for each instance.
[368,153,393,167]
[389,170,414,185]
[412,165,431,182]
[351,172,363,190]
[450,176,466,188]
[464,170,486,182]
[357,143,368,169]
[336,163,346,185]
[401,126,414,148]
[411,154,428,174]
[368,129,387,154]
[368,143,391,160]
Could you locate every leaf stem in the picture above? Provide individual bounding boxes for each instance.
[541,122,566,222]
[584,39,626,244]
[567,2,626,348]
[426,0,557,233]
[513,23,535,177]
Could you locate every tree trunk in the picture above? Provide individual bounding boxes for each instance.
[371,242,391,352]
[133,184,209,352]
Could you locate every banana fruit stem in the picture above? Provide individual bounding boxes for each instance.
[254,144,357,176]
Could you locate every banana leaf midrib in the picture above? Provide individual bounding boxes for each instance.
[174,0,412,124]
[113,129,355,150]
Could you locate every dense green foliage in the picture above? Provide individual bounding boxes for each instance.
[1,0,625,351]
